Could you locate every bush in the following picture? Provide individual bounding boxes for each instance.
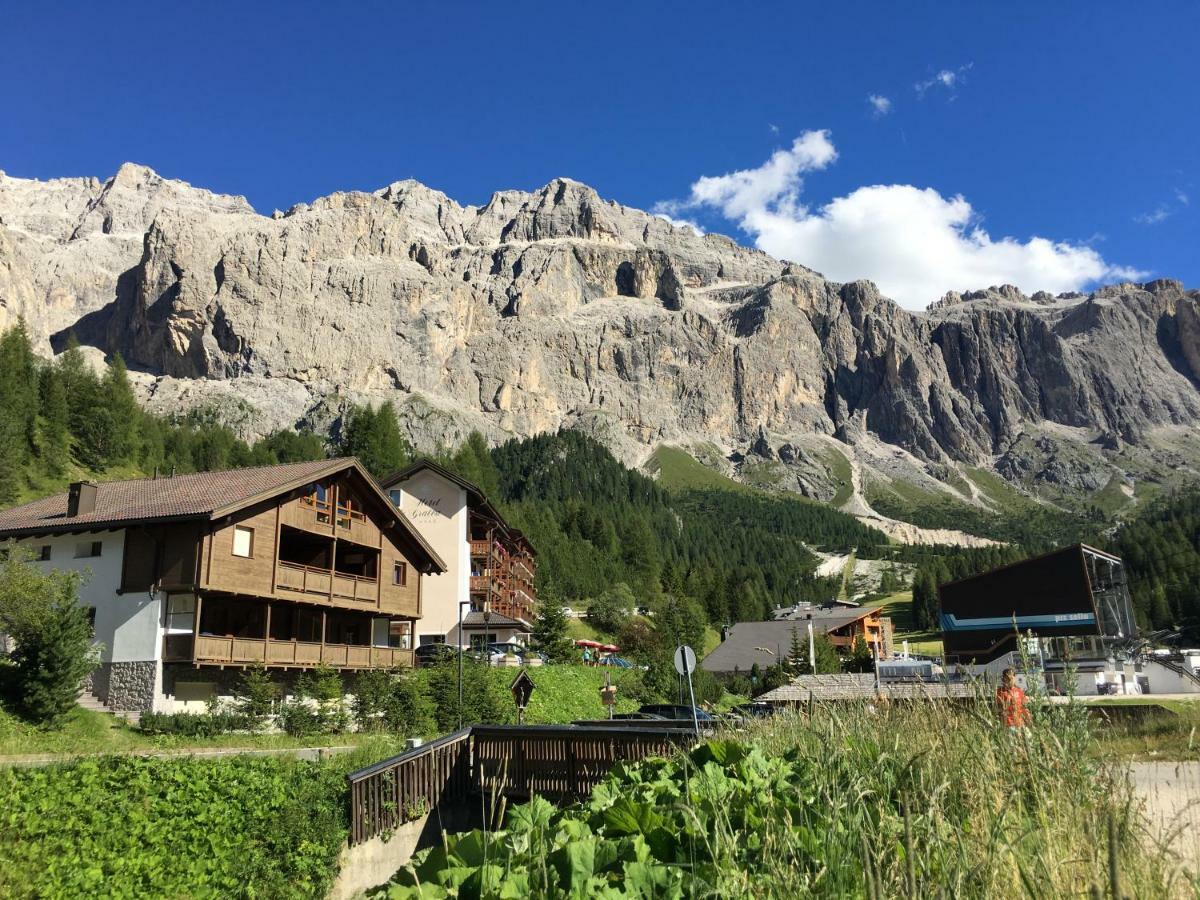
[353,668,435,736]
[290,664,350,734]
[424,657,506,732]
[138,711,251,737]
[0,753,351,897]
[0,552,98,726]
[236,665,279,726]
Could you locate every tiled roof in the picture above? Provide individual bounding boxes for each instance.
[758,674,979,703]
[700,615,879,673]
[0,459,340,535]
[461,610,527,629]
[0,458,447,572]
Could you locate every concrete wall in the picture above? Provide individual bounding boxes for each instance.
[390,471,469,645]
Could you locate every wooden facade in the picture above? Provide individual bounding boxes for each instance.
[160,468,432,670]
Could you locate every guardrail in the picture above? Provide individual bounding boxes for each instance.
[346,724,695,845]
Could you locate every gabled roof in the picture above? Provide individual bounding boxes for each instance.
[701,611,879,674]
[0,458,446,573]
[380,458,531,553]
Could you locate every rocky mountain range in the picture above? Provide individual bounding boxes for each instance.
[2,163,1199,532]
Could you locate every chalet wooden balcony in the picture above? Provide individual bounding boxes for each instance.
[469,574,504,596]
[277,561,378,603]
[284,496,374,544]
[469,540,491,558]
[183,634,414,670]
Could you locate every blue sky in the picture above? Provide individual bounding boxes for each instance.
[3,1,1196,307]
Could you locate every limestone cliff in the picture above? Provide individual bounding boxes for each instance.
[2,164,1199,513]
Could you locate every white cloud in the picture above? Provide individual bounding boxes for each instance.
[652,211,705,235]
[1175,188,1189,206]
[867,94,892,117]
[768,122,780,135]
[1134,205,1172,226]
[916,63,973,98]
[665,130,1145,309]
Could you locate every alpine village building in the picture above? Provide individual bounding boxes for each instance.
[0,459,445,713]
[380,460,538,650]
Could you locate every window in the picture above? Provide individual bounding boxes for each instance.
[166,595,196,634]
[393,561,408,586]
[232,526,254,558]
[389,489,402,507]
[74,541,102,559]
[37,545,51,561]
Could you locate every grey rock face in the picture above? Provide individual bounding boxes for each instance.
[2,165,1199,494]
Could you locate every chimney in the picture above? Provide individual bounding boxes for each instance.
[67,482,98,517]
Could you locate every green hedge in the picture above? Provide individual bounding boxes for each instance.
[0,753,353,898]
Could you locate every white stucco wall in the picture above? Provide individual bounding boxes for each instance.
[390,471,469,645]
[13,530,162,663]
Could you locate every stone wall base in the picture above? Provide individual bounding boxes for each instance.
[93,660,158,712]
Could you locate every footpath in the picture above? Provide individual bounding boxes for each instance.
[0,744,360,768]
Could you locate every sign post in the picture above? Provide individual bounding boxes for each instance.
[510,670,536,725]
[673,645,700,735]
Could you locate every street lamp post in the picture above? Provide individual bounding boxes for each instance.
[457,600,471,730]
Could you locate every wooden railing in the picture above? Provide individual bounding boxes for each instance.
[348,728,473,845]
[346,724,696,845]
[193,635,413,670]
[277,561,376,602]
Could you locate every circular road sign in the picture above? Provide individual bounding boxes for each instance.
[673,645,697,676]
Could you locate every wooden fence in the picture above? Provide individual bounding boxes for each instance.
[346,724,695,845]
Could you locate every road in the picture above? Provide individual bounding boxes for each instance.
[1129,761,1200,868]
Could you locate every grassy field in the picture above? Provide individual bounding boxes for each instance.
[646,445,752,493]
[0,705,395,758]
[816,445,854,507]
[0,663,671,759]
[865,589,943,655]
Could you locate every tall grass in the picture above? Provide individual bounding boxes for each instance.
[721,698,1181,897]
[381,694,1195,898]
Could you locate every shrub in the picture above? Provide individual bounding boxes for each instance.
[236,665,279,726]
[138,711,251,737]
[293,664,350,734]
[353,668,435,736]
[0,551,98,726]
[424,657,505,731]
[0,753,351,897]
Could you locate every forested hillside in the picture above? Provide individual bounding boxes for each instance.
[490,431,883,623]
[1109,490,1200,633]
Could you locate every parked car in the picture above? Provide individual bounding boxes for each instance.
[483,642,548,664]
[611,711,667,720]
[637,704,715,721]
[414,643,459,666]
[732,702,779,719]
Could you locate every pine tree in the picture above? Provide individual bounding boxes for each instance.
[788,625,807,672]
[0,322,39,501]
[531,584,574,663]
[100,353,141,464]
[341,402,412,478]
[39,364,71,475]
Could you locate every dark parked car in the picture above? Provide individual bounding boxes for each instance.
[732,702,779,719]
[414,643,459,666]
[637,704,715,721]
[611,711,667,720]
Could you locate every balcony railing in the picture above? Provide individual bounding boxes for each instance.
[188,634,413,669]
[469,574,504,595]
[299,495,367,529]
[277,561,377,602]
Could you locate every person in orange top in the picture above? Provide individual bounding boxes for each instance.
[996,667,1032,728]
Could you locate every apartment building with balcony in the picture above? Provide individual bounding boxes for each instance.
[0,459,444,712]
[381,460,538,649]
